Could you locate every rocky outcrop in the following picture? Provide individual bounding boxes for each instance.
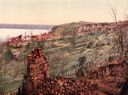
[22,48,48,95]
[18,47,128,95]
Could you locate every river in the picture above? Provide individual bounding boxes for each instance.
[0,29,48,41]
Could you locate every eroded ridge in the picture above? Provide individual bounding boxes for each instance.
[19,48,128,95]
[24,48,48,95]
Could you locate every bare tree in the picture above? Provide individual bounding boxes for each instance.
[70,26,79,51]
[115,23,128,58]
[106,0,118,22]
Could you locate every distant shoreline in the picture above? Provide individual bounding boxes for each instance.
[0,29,48,41]
[0,24,53,30]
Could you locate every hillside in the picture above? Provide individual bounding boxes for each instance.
[0,21,128,94]
[18,47,128,95]
[45,21,128,77]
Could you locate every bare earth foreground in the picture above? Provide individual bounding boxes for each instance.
[18,48,128,95]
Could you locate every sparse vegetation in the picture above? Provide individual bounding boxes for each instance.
[4,47,14,63]
[0,21,128,94]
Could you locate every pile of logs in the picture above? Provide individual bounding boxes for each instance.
[18,47,128,95]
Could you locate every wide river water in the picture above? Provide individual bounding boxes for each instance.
[0,29,48,41]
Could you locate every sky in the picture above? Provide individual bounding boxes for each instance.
[0,0,128,25]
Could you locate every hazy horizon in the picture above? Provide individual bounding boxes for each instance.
[0,0,128,25]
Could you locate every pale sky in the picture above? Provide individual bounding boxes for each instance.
[0,0,128,24]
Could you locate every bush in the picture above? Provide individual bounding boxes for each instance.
[4,48,14,62]
[38,41,45,48]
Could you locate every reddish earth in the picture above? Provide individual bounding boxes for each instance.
[18,48,128,95]
[7,33,51,48]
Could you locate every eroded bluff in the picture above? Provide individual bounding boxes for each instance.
[18,48,128,95]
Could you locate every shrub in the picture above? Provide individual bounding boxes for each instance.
[4,48,14,62]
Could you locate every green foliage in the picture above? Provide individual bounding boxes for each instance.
[38,41,45,48]
[26,41,37,52]
[4,48,14,62]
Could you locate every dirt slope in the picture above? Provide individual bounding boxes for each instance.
[18,48,128,95]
